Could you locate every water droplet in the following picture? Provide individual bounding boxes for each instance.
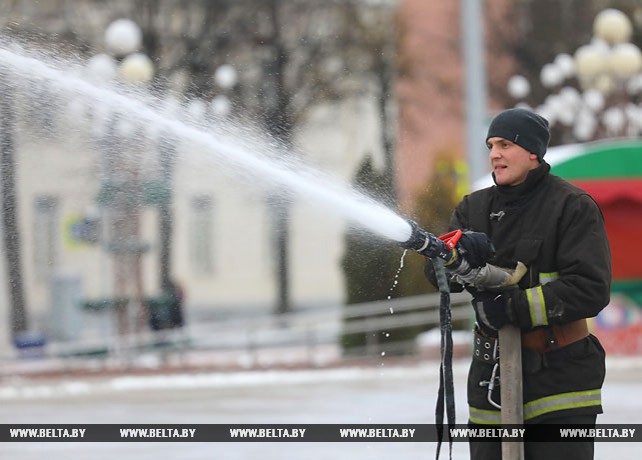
[381,351,386,356]
[386,251,408,301]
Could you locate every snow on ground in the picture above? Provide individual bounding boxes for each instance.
[0,356,640,459]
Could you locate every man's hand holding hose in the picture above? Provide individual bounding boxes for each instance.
[471,288,518,331]
[398,220,528,328]
[399,220,526,289]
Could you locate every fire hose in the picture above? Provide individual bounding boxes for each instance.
[399,221,526,460]
[401,220,525,289]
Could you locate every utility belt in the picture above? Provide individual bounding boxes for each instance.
[473,319,589,363]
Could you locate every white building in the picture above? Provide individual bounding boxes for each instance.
[0,0,398,356]
[0,91,388,355]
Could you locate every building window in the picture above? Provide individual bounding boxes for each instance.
[33,195,58,282]
[189,196,214,274]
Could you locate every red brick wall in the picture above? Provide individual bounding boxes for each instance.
[395,0,515,210]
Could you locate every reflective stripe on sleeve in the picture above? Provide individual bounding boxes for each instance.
[539,272,558,284]
[526,285,548,327]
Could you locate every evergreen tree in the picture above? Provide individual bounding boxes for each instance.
[341,156,401,355]
[341,152,464,356]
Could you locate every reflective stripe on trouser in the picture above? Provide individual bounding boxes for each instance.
[469,389,602,424]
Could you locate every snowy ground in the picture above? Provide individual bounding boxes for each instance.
[0,356,640,459]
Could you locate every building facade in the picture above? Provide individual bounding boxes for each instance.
[0,0,396,353]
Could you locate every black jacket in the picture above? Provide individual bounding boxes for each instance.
[452,162,612,423]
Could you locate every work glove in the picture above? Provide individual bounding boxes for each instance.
[421,229,493,292]
[456,230,495,269]
[471,289,517,331]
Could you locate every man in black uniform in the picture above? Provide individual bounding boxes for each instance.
[440,108,611,459]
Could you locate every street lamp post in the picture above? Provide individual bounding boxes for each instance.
[507,8,642,143]
[94,19,155,341]
[117,57,154,336]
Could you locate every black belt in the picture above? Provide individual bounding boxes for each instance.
[473,321,589,363]
[473,328,498,363]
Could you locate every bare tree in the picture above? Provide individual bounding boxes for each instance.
[141,0,399,314]
[0,76,28,338]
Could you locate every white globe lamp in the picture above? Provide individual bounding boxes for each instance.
[593,9,633,45]
[214,64,238,90]
[118,53,154,84]
[105,19,143,56]
[507,75,530,99]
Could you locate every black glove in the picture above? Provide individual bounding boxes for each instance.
[457,230,495,268]
[471,289,517,330]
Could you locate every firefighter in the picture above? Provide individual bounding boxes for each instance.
[429,108,611,459]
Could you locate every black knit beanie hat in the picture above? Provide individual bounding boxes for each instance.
[486,108,551,160]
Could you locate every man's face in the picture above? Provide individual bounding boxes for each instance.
[487,137,540,186]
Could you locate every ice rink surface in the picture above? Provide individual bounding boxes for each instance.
[0,356,640,459]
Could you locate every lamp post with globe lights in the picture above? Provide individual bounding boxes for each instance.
[210,64,238,118]
[89,21,242,336]
[89,19,246,334]
[506,8,642,144]
[89,18,156,340]
[87,19,155,86]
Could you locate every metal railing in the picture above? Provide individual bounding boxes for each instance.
[7,292,474,372]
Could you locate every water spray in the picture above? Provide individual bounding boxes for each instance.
[0,38,526,292]
[0,40,416,245]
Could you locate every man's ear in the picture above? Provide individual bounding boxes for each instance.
[529,153,539,161]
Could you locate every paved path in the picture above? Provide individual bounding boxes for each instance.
[0,356,639,459]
